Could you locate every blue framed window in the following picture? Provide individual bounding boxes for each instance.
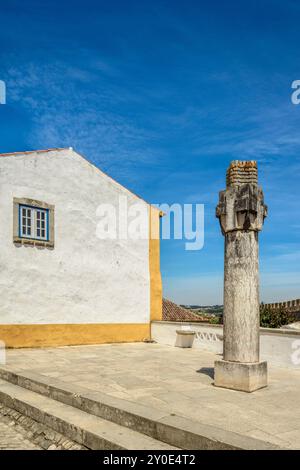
[19,205,49,241]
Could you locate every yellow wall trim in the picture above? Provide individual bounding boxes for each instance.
[0,323,150,349]
[149,206,163,322]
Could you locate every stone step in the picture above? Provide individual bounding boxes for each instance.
[0,379,177,450]
[0,367,280,450]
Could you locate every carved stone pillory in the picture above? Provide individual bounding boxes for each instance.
[214,161,268,392]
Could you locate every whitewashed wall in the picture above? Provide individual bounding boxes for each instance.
[0,149,150,324]
[151,321,300,369]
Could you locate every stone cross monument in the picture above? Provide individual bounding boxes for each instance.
[214,161,268,392]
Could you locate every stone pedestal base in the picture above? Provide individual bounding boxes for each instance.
[214,360,267,392]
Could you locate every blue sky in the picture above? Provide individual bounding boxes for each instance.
[1,0,300,304]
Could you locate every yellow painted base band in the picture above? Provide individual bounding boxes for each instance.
[0,324,150,349]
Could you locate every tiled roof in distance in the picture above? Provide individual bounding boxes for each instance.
[162,298,208,322]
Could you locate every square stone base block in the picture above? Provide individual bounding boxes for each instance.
[214,360,267,392]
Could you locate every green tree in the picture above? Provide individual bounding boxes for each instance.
[260,305,296,328]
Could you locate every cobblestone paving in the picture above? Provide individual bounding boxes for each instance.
[0,404,85,450]
[0,414,41,450]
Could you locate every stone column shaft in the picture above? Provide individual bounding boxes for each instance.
[224,230,259,363]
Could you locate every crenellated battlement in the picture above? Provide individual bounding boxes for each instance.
[264,299,300,313]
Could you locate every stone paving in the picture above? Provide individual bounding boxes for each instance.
[0,404,86,450]
[3,343,300,449]
[0,412,41,450]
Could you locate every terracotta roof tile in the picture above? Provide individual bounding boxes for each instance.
[162,298,208,322]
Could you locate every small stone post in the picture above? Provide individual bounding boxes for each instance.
[214,161,268,392]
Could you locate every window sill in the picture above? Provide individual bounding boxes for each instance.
[13,236,54,248]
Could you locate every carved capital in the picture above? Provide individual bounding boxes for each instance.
[216,161,267,235]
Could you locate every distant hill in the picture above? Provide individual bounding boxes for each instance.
[181,305,224,316]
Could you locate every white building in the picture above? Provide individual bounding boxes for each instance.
[0,148,162,348]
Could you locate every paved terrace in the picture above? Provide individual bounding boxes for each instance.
[3,343,300,449]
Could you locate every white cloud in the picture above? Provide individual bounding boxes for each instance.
[6,61,159,183]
